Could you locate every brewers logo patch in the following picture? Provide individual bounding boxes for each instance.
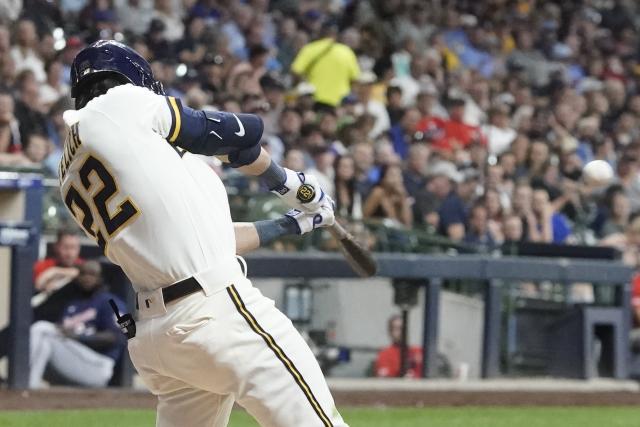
[296,184,316,203]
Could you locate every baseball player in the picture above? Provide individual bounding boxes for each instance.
[59,40,347,427]
[29,260,126,388]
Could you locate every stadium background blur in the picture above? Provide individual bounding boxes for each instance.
[3,0,640,422]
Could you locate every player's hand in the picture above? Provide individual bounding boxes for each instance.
[271,169,327,212]
[285,198,335,235]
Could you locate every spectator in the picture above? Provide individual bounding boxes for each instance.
[33,228,82,293]
[10,19,46,82]
[532,185,572,244]
[482,104,517,156]
[600,185,632,238]
[14,70,48,144]
[0,91,32,167]
[427,93,486,158]
[503,214,525,243]
[22,133,50,168]
[388,107,421,159]
[350,141,376,197]
[353,70,390,139]
[151,0,184,42]
[386,84,404,127]
[464,203,497,248]
[424,162,466,241]
[374,314,422,378]
[403,143,429,199]
[334,154,363,220]
[114,0,153,36]
[291,20,360,109]
[29,261,126,388]
[363,164,413,227]
[39,60,70,110]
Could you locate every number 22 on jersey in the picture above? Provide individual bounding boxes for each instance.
[64,154,140,252]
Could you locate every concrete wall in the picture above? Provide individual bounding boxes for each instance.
[252,277,484,379]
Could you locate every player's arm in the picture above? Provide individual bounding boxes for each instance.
[159,97,330,212]
[234,207,334,255]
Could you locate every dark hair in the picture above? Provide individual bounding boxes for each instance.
[75,74,129,109]
[56,226,79,242]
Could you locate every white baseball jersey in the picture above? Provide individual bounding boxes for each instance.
[59,84,238,291]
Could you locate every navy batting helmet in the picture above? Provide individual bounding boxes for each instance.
[70,40,164,99]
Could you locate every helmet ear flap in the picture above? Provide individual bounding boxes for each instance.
[152,81,165,96]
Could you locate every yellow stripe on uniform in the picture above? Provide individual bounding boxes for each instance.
[168,97,182,143]
[227,285,333,427]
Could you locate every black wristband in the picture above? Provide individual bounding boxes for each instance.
[259,159,287,191]
[255,216,299,246]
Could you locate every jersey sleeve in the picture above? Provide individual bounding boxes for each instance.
[162,96,264,167]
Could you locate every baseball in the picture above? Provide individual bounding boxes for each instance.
[582,160,614,186]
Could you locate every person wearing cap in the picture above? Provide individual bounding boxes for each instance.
[291,19,360,108]
[353,70,390,138]
[259,73,286,136]
[423,161,467,241]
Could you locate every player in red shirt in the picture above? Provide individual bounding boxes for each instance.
[375,314,423,378]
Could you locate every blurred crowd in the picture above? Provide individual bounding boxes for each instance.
[2,0,640,258]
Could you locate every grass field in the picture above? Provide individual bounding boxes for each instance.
[2,407,640,427]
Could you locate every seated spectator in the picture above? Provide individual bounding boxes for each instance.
[0,91,32,167]
[464,203,497,249]
[512,181,543,242]
[386,84,404,127]
[333,155,359,218]
[524,140,551,181]
[14,69,48,145]
[503,214,525,244]
[363,164,413,227]
[375,314,423,378]
[420,92,486,158]
[424,162,467,241]
[350,141,376,197]
[10,19,46,82]
[482,104,517,156]
[600,185,632,238]
[403,143,430,199]
[532,185,572,244]
[39,60,69,111]
[34,228,83,293]
[151,0,184,42]
[483,189,505,243]
[29,261,126,388]
[353,70,390,139]
[388,107,421,159]
[22,133,50,169]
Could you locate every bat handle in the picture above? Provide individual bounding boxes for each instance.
[328,221,348,240]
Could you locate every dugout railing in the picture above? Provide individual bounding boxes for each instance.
[4,251,634,387]
[244,252,634,380]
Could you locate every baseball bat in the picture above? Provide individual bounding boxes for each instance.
[328,221,378,278]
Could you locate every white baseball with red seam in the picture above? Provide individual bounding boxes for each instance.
[583,160,614,186]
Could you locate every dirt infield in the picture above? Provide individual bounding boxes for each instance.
[2,386,640,411]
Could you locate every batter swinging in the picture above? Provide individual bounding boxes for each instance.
[59,40,347,427]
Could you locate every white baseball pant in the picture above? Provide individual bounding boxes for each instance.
[29,320,115,388]
[129,271,347,427]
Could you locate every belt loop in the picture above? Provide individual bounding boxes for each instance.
[236,255,247,278]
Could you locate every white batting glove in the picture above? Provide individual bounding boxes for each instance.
[285,198,335,235]
[271,169,326,213]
